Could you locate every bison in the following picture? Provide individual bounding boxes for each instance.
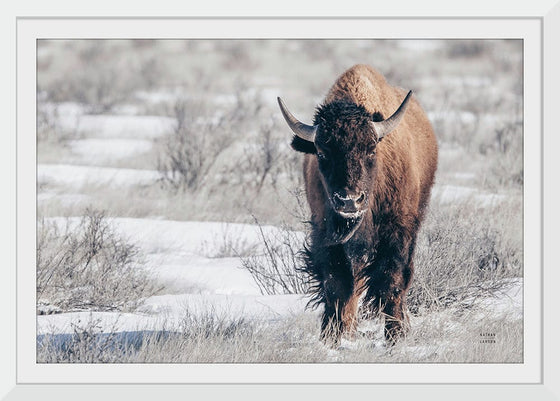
[277,64,438,345]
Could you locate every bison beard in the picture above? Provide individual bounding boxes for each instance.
[278,64,438,347]
[325,210,365,246]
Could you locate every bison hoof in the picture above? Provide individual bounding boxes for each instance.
[384,323,409,345]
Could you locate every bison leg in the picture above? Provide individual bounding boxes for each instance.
[383,260,413,344]
[364,247,414,344]
[321,289,363,345]
[318,245,356,346]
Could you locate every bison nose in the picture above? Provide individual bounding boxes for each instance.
[333,191,366,213]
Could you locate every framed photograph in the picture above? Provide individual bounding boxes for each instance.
[6,2,559,399]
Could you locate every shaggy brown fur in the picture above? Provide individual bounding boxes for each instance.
[281,64,438,346]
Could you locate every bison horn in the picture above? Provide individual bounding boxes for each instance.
[371,90,413,140]
[277,97,317,142]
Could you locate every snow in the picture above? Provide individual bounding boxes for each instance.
[427,110,478,124]
[472,278,523,320]
[431,184,507,206]
[452,172,476,181]
[213,94,237,105]
[398,40,442,52]
[68,138,153,163]
[37,191,90,205]
[422,75,492,88]
[37,217,309,335]
[59,114,175,139]
[38,164,161,187]
[135,89,184,104]
[427,109,507,128]
[39,101,85,118]
[37,293,309,336]
[147,256,262,295]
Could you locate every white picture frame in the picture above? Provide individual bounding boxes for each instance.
[4,0,559,398]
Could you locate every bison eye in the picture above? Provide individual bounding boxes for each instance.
[317,152,327,161]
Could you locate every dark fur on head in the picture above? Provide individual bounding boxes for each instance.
[291,135,317,154]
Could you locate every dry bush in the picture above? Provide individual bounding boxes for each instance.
[481,121,523,189]
[156,99,234,191]
[36,99,81,144]
[157,84,266,192]
[233,119,288,194]
[37,209,160,314]
[37,101,61,142]
[408,199,522,314]
[239,217,308,295]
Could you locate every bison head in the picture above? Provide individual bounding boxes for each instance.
[278,91,412,244]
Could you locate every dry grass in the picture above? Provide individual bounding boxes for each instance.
[37,304,522,363]
[409,197,522,315]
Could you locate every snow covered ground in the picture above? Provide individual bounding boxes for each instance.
[37,218,311,335]
[68,138,153,163]
[35,105,517,342]
[38,164,161,188]
[59,113,175,139]
[36,216,522,357]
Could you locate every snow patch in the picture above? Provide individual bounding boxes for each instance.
[472,278,523,321]
[431,185,507,206]
[59,114,175,139]
[38,218,310,335]
[398,40,442,52]
[452,172,476,181]
[38,164,160,187]
[37,293,309,335]
[68,138,153,163]
[427,110,478,124]
[38,191,91,205]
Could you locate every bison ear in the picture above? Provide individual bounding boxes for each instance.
[291,135,317,154]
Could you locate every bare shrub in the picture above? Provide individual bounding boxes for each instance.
[239,217,308,295]
[408,200,522,314]
[47,63,130,114]
[234,119,287,194]
[37,101,61,142]
[37,100,80,144]
[138,56,161,90]
[483,121,523,188]
[37,209,160,313]
[156,99,234,191]
[229,80,266,127]
[157,82,268,192]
